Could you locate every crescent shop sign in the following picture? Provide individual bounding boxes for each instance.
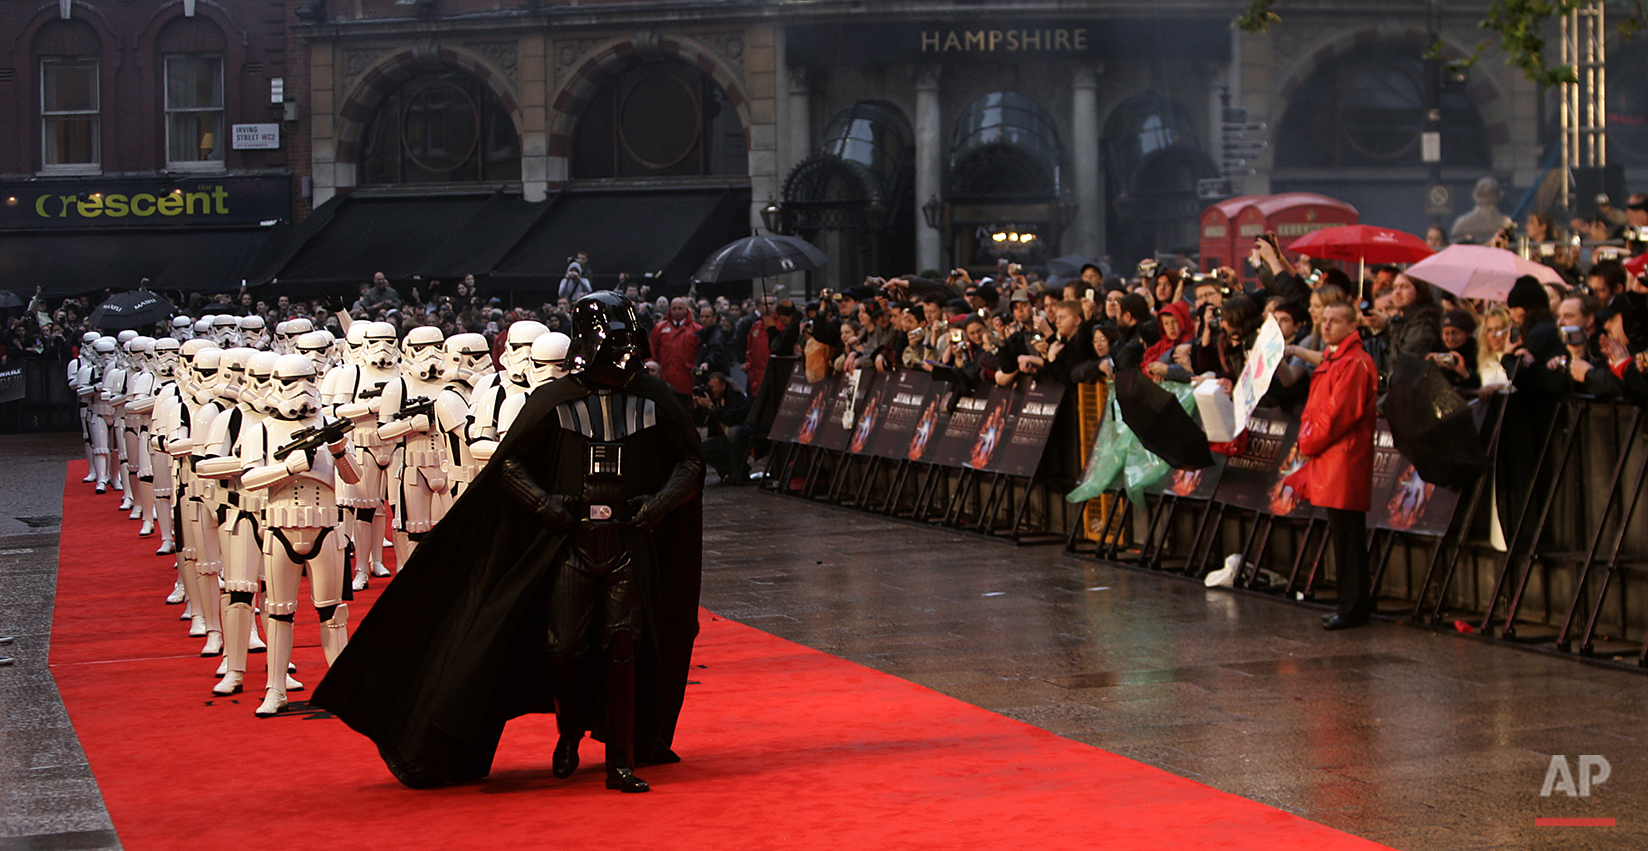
[0,177,290,231]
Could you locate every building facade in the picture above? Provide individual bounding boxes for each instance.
[0,0,302,294]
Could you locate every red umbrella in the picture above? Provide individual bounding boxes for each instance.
[1285,224,1435,264]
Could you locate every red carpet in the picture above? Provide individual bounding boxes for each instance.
[51,462,1392,850]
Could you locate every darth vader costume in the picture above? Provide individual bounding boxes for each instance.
[313,292,704,792]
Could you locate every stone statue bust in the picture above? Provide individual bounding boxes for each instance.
[1449,176,1513,245]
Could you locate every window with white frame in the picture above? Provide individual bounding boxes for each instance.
[41,59,99,170]
[165,55,223,167]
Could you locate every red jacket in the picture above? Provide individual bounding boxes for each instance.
[1285,330,1377,512]
[649,317,702,394]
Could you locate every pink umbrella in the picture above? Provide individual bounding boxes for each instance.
[1285,224,1435,264]
[1402,244,1568,301]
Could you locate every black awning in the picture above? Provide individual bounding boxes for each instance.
[413,192,551,281]
[0,227,273,297]
[260,193,497,289]
[491,186,749,293]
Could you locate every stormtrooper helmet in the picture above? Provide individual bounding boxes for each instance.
[567,292,642,387]
[217,347,254,404]
[126,336,155,372]
[294,330,335,374]
[209,314,240,347]
[270,354,320,421]
[502,321,547,386]
[93,337,119,371]
[80,331,100,347]
[402,326,446,381]
[529,331,571,387]
[246,351,279,414]
[272,320,292,354]
[171,315,195,341]
[191,347,225,405]
[444,333,491,385]
[238,316,269,350]
[343,322,369,367]
[153,338,181,378]
[192,317,213,339]
[364,322,399,370]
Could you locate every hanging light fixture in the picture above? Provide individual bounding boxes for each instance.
[922,195,943,230]
[760,200,782,234]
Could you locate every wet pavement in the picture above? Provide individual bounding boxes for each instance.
[701,485,1647,851]
[4,431,1644,850]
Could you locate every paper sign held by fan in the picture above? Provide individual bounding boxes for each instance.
[1231,315,1286,437]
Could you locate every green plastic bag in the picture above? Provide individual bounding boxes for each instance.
[1067,381,1198,509]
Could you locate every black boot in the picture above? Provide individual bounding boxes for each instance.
[604,629,648,792]
[552,733,581,779]
[605,744,648,793]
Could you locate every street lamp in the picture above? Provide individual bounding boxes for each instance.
[922,194,943,230]
[760,200,782,234]
[864,198,888,232]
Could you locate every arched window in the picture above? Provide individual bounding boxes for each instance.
[571,61,746,179]
[1276,50,1490,169]
[156,16,228,170]
[948,92,1061,200]
[360,70,520,185]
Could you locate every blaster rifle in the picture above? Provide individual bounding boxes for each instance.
[358,383,385,400]
[272,417,353,461]
[394,396,436,422]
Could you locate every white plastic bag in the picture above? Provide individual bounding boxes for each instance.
[1194,379,1237,443]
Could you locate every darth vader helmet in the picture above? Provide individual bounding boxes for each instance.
[568,292,641,387]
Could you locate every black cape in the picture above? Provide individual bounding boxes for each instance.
[312,373,704,786]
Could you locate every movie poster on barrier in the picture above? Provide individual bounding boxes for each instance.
[1369,419,1460,536]
[1210,407,1320,519]
[979,379,1066,476]
[846,372,891,455]
[904,381,951,463]
[770,375,836,445]
[867,371,940,460]
[931,385,1002,469]
[809,372,873,452]
[1147,455,1227,500]
[1230,315,1287,438]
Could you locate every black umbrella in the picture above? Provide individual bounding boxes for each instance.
[0,291,23,309]
[1381,354,1487,489]
[87,290,175,331]
[1113,352,1215,470]
[693,234,828,283]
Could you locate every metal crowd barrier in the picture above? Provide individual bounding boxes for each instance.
[1067,391,1648,674]
[0,356,78,433]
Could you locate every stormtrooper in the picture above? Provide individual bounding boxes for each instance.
[238,316,270,350]
[315,292,705,793]
[273,318,315,356]
[294,329,334,375]
[230,354,361,716]
[77,337,120,493]
[192,317,213,342]
[375,327,447,563]
[128,337,180,556]
[468,321,547,467]
[69,331,103,482]
[118,337,163,539]
[335,322,400,589]
[431,333,492,519]
[151,340,210,606]
[107,330,143,511]
[197,350,279,680]
[163,345,228,652]
[171,315,196,342]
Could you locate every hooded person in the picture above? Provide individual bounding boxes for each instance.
[1141,300,1193,382]
[313,291,705,793]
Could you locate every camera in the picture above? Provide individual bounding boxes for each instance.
[1560,325,1587,347]
[1137,258,1159,278]
[949,328,964,344]
[1538,242,1557,257]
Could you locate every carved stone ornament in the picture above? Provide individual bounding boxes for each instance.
[342,48,386,86]
[706,31,745,69]
[473,42,519,82]
[555,38,598,80]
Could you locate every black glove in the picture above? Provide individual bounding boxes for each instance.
[624,455,705,531]
[500,459,574,531]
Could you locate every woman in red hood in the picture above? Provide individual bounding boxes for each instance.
[1142,300,1194,382]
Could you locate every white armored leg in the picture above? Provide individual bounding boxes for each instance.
[213,601,252,695]
[257,544,302,717]
[194,514,224,655]
[217,516,259,684]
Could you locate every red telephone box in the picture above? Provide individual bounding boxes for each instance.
[1200,193,1358,285]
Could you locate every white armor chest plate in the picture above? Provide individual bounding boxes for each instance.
[401,375,445,466]
[262,417,340,527]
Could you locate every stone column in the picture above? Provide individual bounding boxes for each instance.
[1070,65,1102,261]
[787,66,812,177]
[914,65,943,274]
